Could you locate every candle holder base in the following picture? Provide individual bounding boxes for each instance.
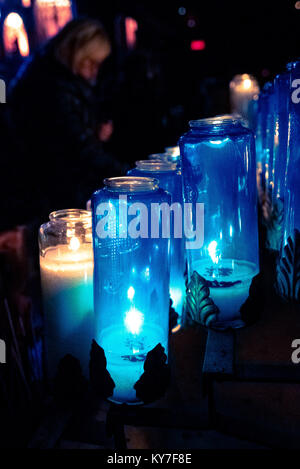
[185,271,219,328]
[89,340,170,406]
[134,343,170,404]
[185,270,264,331]
[53,354,88,408]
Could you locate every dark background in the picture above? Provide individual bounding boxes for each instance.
[0,0,299,208]
[75,0,300,158]
[1,1,299,159]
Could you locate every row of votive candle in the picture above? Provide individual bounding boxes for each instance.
[254,58,300,250]
[40,116,261,403]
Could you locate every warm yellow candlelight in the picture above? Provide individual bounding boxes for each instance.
[230,74,259,121]
[39,210,94,379]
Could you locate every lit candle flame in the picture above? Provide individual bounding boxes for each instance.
[69,237,80,251]
[124,307,144,335]
[243,78,252,90]
[208,240,220,264]
[127,286,135,301]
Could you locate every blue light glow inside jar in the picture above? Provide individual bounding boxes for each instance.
[92,177,170,404]
[179,116,259,328]
[127,161,186,331]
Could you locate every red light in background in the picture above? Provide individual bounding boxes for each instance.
[190,39,206,51]
[125,17,138,49]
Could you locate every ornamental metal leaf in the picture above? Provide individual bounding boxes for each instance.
[89,339,115,399]
[276,229,300,302]
[185,271,219,327]
[134,343,170,404]
[53,354,87,407]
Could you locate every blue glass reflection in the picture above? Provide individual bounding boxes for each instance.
[283,59,300,244]
[127,161,186,330]
[179,116,259,328]
[92,177,170,404]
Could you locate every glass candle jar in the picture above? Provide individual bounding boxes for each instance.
[272,66,292,204]
[229,74,260,123]
[255,89,266,180]
[179,116,259,328]
[283,59,300,244]
[148,152,181,168]
[148,153,171,161]
[256,82,275,194]
[92,177,170,404]
[127,161,186,332]
[39,209,94,379]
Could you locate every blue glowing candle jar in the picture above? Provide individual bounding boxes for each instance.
[272,68,291,204]
[255,82,275,193]
[283,59,300,243]
[255,90,266,176]
[127,161,186,331]
[179,116,259,328]
[92,177,170,404]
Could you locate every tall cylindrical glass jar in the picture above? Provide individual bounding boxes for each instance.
[179,116,259,328]
[260,82,275,193]
[272,68,291,204]
[255,83,274,194]
[283,59,300,243]
[92,177,170,404]
[39,209,94,379]
[255,89,266,176]
[127,161,186,331]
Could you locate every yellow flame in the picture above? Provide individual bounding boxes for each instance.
[69,237,80,251]
[243,78,252,90]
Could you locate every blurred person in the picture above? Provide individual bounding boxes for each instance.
[8,18,125,223]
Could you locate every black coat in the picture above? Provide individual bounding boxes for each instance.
[8,44,124,222]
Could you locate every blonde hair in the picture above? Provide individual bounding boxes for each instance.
[53,18,111,71]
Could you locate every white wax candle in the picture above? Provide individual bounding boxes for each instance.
[40,243,94,378]
[230,74,259,120]
[192,259,258,327]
